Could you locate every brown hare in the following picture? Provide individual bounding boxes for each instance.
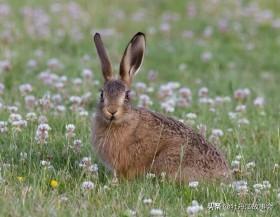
[92,32,230,182]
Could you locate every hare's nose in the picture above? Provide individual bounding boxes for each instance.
[109,111,117,116]
[107,108,117,116]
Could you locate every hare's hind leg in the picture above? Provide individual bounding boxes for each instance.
[150,146,203,183]
[151,149,231,183]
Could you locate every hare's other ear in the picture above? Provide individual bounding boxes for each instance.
[119,32,145,87]
[93,33,113,81]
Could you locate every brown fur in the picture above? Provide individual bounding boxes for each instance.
[92,32,231,182]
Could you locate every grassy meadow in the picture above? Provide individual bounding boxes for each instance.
[0,0,280,216]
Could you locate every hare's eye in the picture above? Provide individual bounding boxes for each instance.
[100,90,104,102]
[125,90,130,101]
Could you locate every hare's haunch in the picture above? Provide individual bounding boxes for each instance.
[92,32,230,182]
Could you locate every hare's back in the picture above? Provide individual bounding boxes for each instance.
[136,108,229,170]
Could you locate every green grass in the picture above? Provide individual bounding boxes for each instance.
[0,0,280,216]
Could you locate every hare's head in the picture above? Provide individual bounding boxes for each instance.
[93,32,146,123]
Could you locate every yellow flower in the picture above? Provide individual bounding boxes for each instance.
[50,179,58,188]
[17,176,24,182]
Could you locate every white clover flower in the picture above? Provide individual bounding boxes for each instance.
[39,94,52,111]
[81,181,95,190]
[198,97,214,106]
[38,71,57,85]
[146,173,156,179]
[19,83,32,95]
[161,99,175,113]
[66,124,75,139]
[12,120,27,130]
[26,59,37,69]
[237,118,250,125]
[143,198,153,204]
[262,180,271,190]
[40,160,51,167]
[125,209,137,216]
[254,97,265,108]
[231,160,240,168]
[51,94,62,104]
[26,112,37,121]
[223,96,231,102]
[203,26,213,37]
[176,97,191,108]
[59,195,69,203]
[147,70,158,81]
[158,84,173,99]
[79,110,89,117]
[78,157,98,174]
[69,96,82,104]
[211,129,224,137]
[198,87,208,97]
[150,208,164,217]
[79,157,91,168]
[235,105,246,112]
[0,83,4,94]
[73,139,83,151]
[160,22,170,32]
[214,96,224,105]
[7,106,18,113]
[186,200,203,216]
[0,102,3,110]
[182,30,194,38]
[88,164,99,173]
[0,121,8,133]
[47,58,63,70]
[245,161,256,169]
[179,87,192,99]
[0,3,10,17]
[138,94,153,108]
[228,112,238,120]
[201,51,212,62]
[0,59,11,72]
[234,88,250,101]
[178,63,187,71]
[66,124,75,131]
[35,123,51,144]
[82,68,93,79]
[232,180,248,194]
[54,82,64,90]
[243,88,251,96]
[72,78,82,86]
[186,113,197,120]
[38,115,48,124]
[69,96,82,111]
[189,181,199,188]
[235,155,242,161]
[55,105,66,113]
[20,152,27,161]
[25,95,37,109]
[81,92,92,104]
[253,183,264,194]
[135,82,147,93]
[8,113,22,122]
[227,128,233,132]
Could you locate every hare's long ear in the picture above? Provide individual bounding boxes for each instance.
[119,32,145,87]
[93,33,113,81]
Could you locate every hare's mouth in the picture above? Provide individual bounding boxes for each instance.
[103,112,119,123]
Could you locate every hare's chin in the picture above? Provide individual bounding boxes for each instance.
[102,114,123,124]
